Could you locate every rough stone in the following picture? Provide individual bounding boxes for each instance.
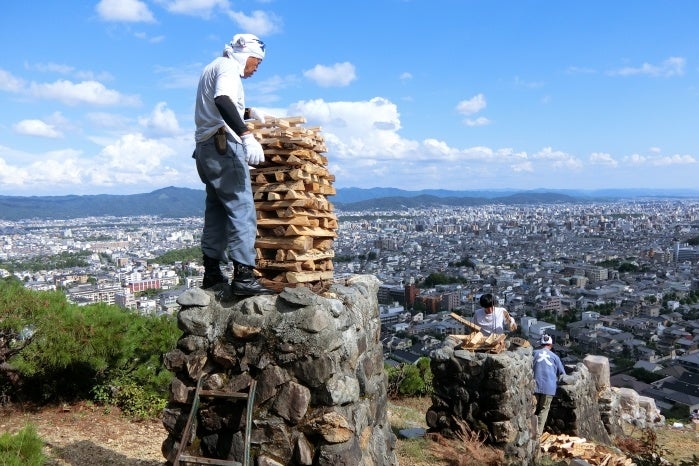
[271,381,311,424]
[583,354,611,391]
[428,344,539,464]
[548,363,612,444]
[176,287,210,307]
[161,275,397,465]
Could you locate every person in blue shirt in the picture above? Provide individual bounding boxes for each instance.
[533,334,566,437]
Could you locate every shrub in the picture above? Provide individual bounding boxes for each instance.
[386,357,433,398]
[1,278,179,407]
[0,424,46,466]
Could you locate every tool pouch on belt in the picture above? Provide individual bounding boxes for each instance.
[214,128,228,155]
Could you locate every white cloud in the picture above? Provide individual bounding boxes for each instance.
[226,9,283,36]
[609,56,685,77]
[156,0,228,18]
[154,63,202,90]
[13,119,63,138]
[565,66,596,75]
[464,117,491,127]
[511,161,534,173]
[651,154,696,166]
[95,133,175,181]
[624,153,647,165]
[138,102,181,137]
[456,94,486,116]
[0,68,25,92]
[26,62,114,82]
[589,152,618,167]
[532,147,583,169]
[28,80,141,106]
[96,0,155,22]
[86,112,131,129]
[155,0,283,35]
[622,153,696,166]
[399,72,413,81]
[0,156,30,186]
[283,97,553,189]
[304,62,356,87]
[290,97,416,160]
[0,130,198,194]
[134,32,166,43]
[0,148,84,188]
[513,76,544,89]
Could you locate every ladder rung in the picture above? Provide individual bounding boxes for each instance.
[198,389,250,399]
[177,454,242,465]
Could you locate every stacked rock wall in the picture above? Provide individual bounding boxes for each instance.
[427,340,538,465]
[427,342,664,464]
[545,362,612,444]
[161,275,397,466]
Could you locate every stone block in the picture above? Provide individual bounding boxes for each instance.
[582,354,610,390]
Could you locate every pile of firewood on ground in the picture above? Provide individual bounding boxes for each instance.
[540,433,636,465]
[247,116,337,293]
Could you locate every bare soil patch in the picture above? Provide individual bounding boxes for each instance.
[0,402,166,466]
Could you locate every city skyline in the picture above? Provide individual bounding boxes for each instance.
[1,1,698,197]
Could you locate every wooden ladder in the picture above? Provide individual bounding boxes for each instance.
[172,375,257,466]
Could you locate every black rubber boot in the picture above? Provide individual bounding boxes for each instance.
[230,262,275,296]
[202,255,228,289]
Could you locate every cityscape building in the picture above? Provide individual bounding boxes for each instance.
[1,200,699,414]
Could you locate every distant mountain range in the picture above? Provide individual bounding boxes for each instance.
[0,186,698,220]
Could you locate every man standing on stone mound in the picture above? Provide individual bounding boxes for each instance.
[193,33,274,296]
[533,334,566,438]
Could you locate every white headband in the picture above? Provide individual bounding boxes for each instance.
[223,33,266,61]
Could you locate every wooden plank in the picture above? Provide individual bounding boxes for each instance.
[276,207,337,219]
[450,312,482,332]
[284,225,338,238]
[268,154,305,166]
[255,199,319,210]
[257,216,310,227]
[285,270,334,284]
[255,180,305,193]
[285,250,335,261]
[257,259,303,272]
[255,235,313,252]
[313,239,334,251]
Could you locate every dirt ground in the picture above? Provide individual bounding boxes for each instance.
[0,402,166,466]
[2,400,698,465]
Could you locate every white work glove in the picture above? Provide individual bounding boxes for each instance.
[241,133,265,165]
[248,107,270,124]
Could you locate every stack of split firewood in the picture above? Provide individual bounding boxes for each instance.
[247,116,338,293]
[447,313,507,354]
[540,433,635,465]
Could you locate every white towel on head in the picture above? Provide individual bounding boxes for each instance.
[223,33,265,68]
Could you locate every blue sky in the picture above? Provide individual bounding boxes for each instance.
[1,1,698,196]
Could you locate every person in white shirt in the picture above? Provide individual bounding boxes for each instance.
[471,293,517,336]
[193,33,273,296]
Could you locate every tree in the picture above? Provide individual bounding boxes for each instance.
[0,278,178,406]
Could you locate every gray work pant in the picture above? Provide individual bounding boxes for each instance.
[535,393,553,437]
[194,134,257,267]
